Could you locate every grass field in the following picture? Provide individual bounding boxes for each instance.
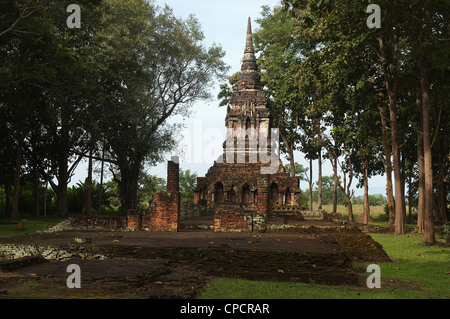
[197,234,449,299]
[321,203,386,218]
[0,216,63,238]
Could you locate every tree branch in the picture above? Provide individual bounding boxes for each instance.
[0,0,48,37]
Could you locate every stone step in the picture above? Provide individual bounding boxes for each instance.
[0,256,47,272]
[96,246,359,286]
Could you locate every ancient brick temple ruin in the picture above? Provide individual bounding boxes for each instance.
[193,18,303,232]
[127,158,180,232]
[63,18,307,234]
[60,157,181,232]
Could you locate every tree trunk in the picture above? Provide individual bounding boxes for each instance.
[332,156,338,214]
[379,107,395,226]
[318,150,322,210]
[281,132,296,178]
[117,161,141,214]
[0,185,3,216]
[43,181,48,218]
[317,120,322,210]
[363,161,370,225]
[288,150,295,178]
[400,152,407,224]
[347,199,353,224]
[119,178,139,214]
[420,52,435,245]
[97,147,105,216]
[390,101,404,235]
[323,143,354,223]
[51,161,69,217]
[408,173,412,224]
[346,154,355,223]
[11,139,23,219]
[32,178,40,218]
[380,31,403,235]
[55,183,68,217]
[416,85,425,233]
[86,147,93,217]
[309,157,313,210]
[436,153,447,224]
[5,183,11,217]
[57,173,68,217]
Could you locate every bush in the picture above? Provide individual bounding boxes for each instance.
[372,212,390,222]
[67,180,115,214]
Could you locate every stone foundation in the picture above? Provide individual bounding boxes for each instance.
[127,158,180,232]
[141,192,179,232]
[214,204,253,232]
[68,216,127,231]
[47,158,181,233]
[300,210,327,220]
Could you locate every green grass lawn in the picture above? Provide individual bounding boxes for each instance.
[197,233,450,299]
[0,216,64,238]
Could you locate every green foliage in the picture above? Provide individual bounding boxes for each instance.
[0,0,228,217]
[257,0,449,223]
[67,180,114,215]
[443,223,450,242]
[254,6,305,160]
[372,211,390,222]
[0,217,64,238]
[89,0,228,212]
[283,162,308,181]
[311,175,346,206]
[352,194,388,207]
[217,72,240,107]
[138,172,166,203]
[0,183,57,217]
[297,190,310,208]
[179,168,197,203]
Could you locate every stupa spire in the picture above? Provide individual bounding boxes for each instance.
[245,17,254,54]
[228,17,267,112]
[236,17,261,91]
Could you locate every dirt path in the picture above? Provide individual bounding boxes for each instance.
[0,228,390,298]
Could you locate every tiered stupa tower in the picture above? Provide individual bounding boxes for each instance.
[224,17,271,164]
[193,18,302,232]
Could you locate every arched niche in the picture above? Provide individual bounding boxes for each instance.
[214,182,224,204]
[228,185,237,203]
[270,182,279,205]
[285,187,292,205]
[242,184,251,204]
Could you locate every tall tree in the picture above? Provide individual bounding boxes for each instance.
[0,0,88,218]
[90,1,228,213]
[254,6,306,178]
[179,168,198,203]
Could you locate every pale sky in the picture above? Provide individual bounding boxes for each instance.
[72,0,389,196]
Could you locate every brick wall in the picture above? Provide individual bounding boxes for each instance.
[127,210,142,231]
[253,175,269,232]
[167,157,180,193]
[126,157,180,232]
[68,216,127,231]
[214,203,252,232]
[141,191,179,232]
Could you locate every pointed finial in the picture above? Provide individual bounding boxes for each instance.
[245,17,254,53]
[228,17,266,108]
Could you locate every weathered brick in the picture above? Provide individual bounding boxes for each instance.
[214,203,252,232]
[192,19,303,232]
[142,192,179,232]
